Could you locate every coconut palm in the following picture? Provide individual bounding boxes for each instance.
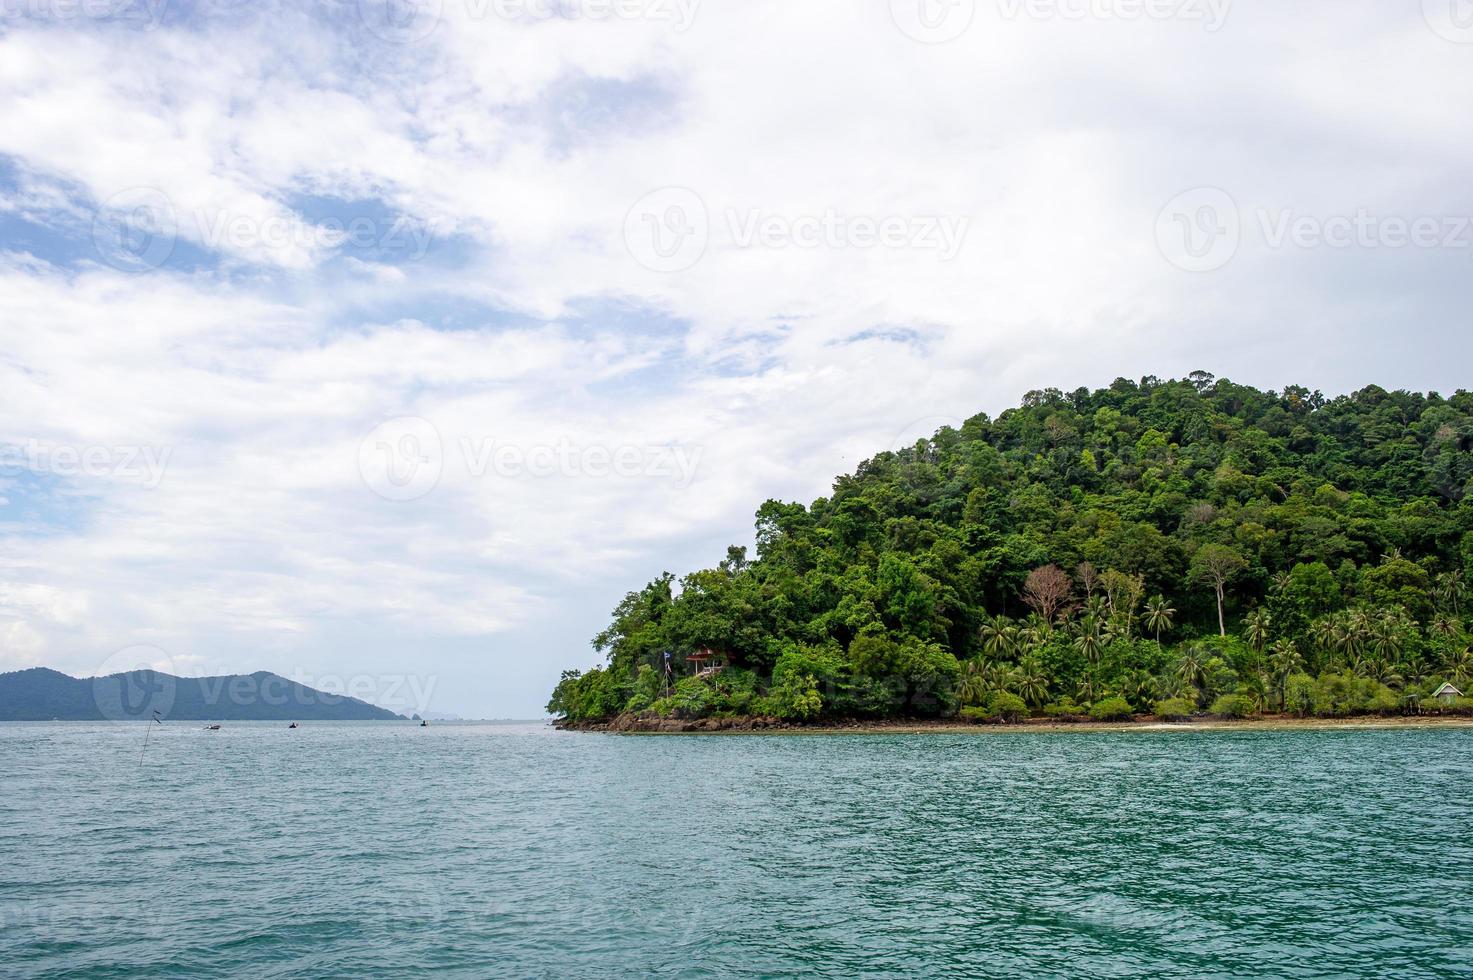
[958,658,992,706]
[1364,659,1403,688]
[1073,615,1105,667]
[1437,570,1465,616]
[1398,651,1430,688]
[1369,615,1407,665]
[1309,617,1338,659]
[1176,647,1208,695]
[1267,639,1303,710]
[1432,615,1464,641]
[1015,656,1050,707]
[978,615,1018,659]
[1442,647,1473,687]
[1122,669,1157,710]
[1143,595,1175,649]
[1244,608,1272,652]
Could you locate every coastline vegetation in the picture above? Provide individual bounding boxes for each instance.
[550,374,1473,727]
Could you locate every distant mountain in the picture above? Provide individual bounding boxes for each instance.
[0,667,405,722]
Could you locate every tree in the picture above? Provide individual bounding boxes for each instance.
[1244,609,1272,652]
[553,376,1473,728]
[1267,640,1303,710]
[1022,564,1072,625]
[1191,544,1247,636]
[1144,595,1175,649]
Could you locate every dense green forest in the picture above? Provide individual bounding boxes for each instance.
[549,374,1473,725]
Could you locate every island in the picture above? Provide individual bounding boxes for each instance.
[550,373,1473,731]
[0,667,405,721]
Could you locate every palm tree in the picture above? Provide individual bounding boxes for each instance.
[978,616,1017,659]
[1075,672,1099,705]
[1155,671,1187,699]
[1371,661,1404,687]
[1176,646,1208,699]
[958,658,992,706]
[1122,669,1157,711]
[1309,617,1337,661]
[1244,608,1272,652]
[1370,614,1407,665]
[1267,639,1303,710]
[1437,570,1465,616]
[1442,647,1473,687]
[1015,656,1050,707]
[1019,614,1049,650]
[1144,595,1175,649]
[1073,615,1104,667]
[1432,615,1463,642]
[1399,651,1430,689]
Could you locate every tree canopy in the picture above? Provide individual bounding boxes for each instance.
[550,374,1473,725]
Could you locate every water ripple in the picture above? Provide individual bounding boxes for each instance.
[1,724,1470,977]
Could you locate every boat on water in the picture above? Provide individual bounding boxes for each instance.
[288,722,298,729]
[203,724,221,731]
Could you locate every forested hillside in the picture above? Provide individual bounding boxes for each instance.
[550,373,1473,724]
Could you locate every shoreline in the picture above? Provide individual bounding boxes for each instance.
[559,714,1473,736]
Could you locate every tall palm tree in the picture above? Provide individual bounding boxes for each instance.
[1073,614,1104,667]
[1267,639,1303,710]
[1244,608,1272,652]
[1437,570,1465,616]
[1144,595,1175,649]
[1309,617,1337,661]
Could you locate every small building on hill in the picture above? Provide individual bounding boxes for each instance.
[1432,682,1464,703]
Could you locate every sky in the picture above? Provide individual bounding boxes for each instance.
[1,0,1472,718]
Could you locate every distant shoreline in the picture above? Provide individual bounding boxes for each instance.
[560,714,1473,736]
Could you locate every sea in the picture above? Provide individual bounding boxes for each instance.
[1,721,1470,978]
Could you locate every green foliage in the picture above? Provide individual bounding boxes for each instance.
[547,668,625,721]
[1210,693,1255,718]
[1284,673,1317,716]
[1043,697,1085,718]
[556,376,1473,725]
[1089,696,1134,721]
[1153,697,1195,721]
[989,691,1028,722]
[624,665,664,713]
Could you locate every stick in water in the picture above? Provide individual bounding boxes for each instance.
[139,709,162,765]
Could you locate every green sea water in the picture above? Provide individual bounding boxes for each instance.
[2,722,1470,978]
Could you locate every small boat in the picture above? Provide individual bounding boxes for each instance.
[204,724,221,731]
[288,722,298,729]
[420,719,428,727]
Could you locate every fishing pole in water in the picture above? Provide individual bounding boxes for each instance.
[139,709,162,765]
